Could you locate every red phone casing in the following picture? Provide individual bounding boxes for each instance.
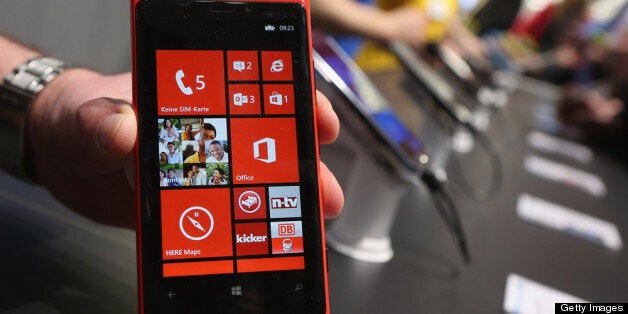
[131,1,328,313]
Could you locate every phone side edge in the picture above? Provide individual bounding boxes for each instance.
[130,1,144,314]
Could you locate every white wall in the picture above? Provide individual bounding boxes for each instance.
[0,0,131,74]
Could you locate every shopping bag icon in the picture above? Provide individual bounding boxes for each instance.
[269,91,283,106]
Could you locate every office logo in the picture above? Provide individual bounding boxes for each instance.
[230,118,298,184]
[253,137,276,163]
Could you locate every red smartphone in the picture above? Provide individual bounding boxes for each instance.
[131,1,328,313]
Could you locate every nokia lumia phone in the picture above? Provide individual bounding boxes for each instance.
[390,41,477,128]
[313,33,427,174]
[132,1,328,312]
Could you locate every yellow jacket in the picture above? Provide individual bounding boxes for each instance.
[356,0,458,71]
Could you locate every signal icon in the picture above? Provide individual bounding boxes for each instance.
[265,24,276,31]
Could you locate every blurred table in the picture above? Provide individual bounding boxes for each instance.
[324,72,628,313]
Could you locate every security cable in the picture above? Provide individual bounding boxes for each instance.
[313,35,473,264]
[391,41,504,202]
[452,123,503,202]
[421,169,471,264]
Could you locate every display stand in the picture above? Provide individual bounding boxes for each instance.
[321,128,412,263]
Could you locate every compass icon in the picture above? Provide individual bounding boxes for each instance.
[179,206,214,241]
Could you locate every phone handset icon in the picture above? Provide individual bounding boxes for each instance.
[175,69,193,96]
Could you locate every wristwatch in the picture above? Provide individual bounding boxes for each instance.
[0,56,66,180]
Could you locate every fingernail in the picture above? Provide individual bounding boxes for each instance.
[96,104,135,155]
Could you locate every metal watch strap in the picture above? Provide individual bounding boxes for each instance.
[5,57,66,95]
[0,56,66,180]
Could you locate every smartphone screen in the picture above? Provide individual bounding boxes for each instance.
[390,42,476,125]
[313,34,425,173]
[133,1,326,313]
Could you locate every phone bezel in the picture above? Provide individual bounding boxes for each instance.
[133,1,326,313]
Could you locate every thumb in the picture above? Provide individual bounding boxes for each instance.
[85,98,137,160]
[88,98,137,187]
[29,98,137,184]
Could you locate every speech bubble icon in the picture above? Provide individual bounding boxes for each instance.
[233,61,246,72]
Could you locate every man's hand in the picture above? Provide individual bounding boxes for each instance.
[378,6,427,49]
[314,90,344,218]
[311,0,426,49]
[28,69,343,229]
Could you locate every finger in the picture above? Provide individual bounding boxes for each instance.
[320,161,344,218]
[33,97,137,179]
[78,98,137,162]
[315,90,340,144]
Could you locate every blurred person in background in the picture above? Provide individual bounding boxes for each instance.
[312,0,487,71]
[557,23,628,162]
